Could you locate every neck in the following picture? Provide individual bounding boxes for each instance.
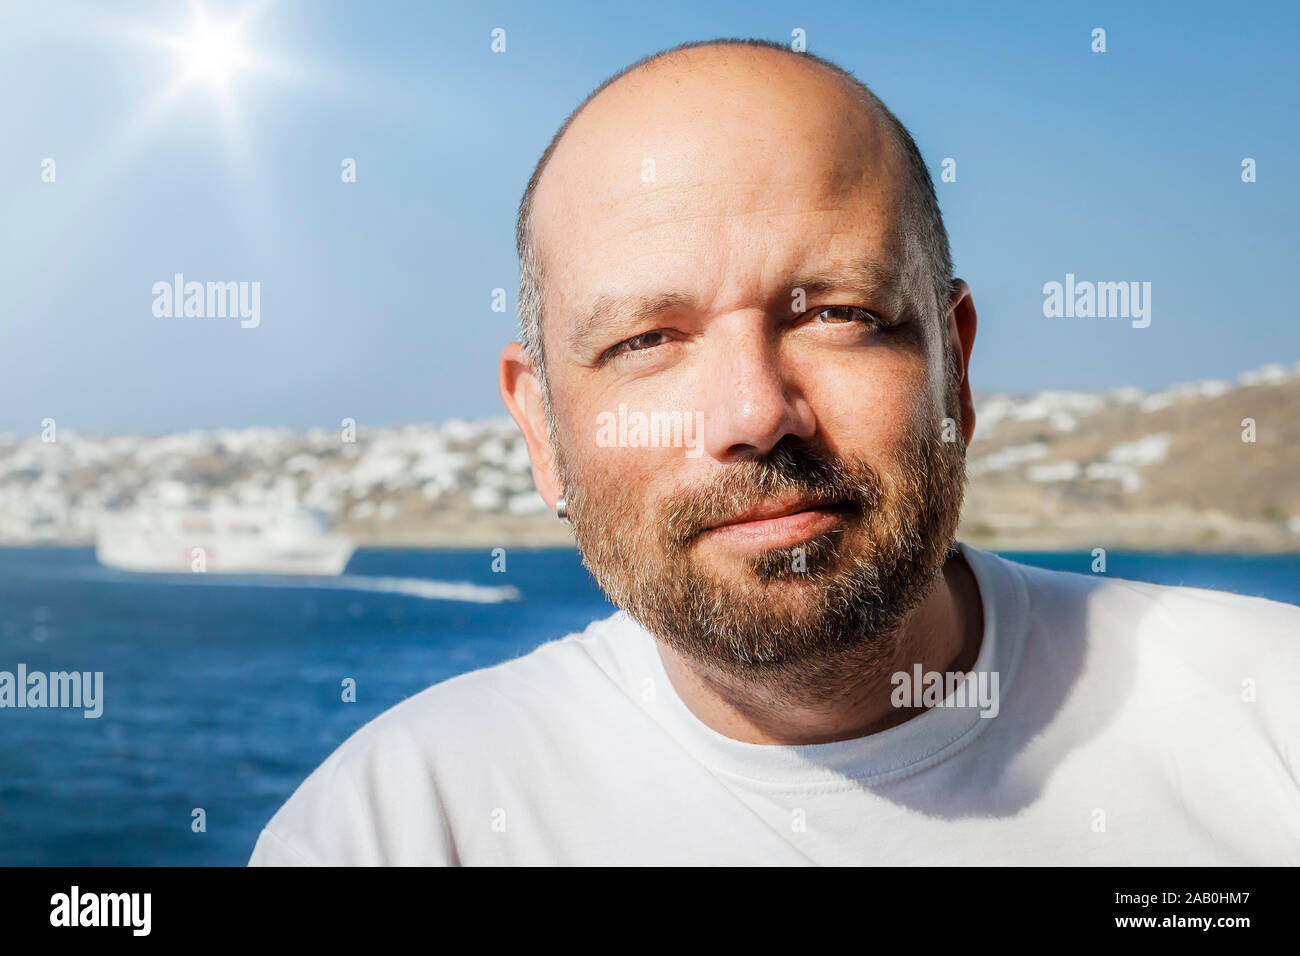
[654,548,985,745]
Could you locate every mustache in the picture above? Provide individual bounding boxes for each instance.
[661,441,884,546]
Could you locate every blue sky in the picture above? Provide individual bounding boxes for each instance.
[1,0,1296,433]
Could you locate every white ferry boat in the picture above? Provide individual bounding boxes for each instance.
[95,506,354,575]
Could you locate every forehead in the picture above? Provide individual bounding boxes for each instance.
[530,50,908,332]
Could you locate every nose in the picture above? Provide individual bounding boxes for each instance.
[697,320,817,462]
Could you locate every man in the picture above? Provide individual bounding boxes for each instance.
[250,39,1300,866]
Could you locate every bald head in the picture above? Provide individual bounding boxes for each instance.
[516,39,953,392]
[499,39,976,705]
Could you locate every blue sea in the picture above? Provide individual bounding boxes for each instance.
[1,546,1297,866]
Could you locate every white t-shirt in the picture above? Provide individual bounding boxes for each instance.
[248,542,1300,865]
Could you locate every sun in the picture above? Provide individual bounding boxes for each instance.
[183,22,247,90]
[175,9,252,93]
[73,0,307,186]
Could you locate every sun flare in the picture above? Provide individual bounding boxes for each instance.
[175,10,252,93]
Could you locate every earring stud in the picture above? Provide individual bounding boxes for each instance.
[556,496,568,521]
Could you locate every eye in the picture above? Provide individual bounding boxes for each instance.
[612,330,667,355]
[810,305,883,327]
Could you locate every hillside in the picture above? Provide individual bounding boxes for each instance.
[2,360,1297,552]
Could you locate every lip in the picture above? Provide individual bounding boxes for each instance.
[701,494,850,550]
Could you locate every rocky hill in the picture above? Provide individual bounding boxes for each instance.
[2,360,1297,552]
[961,363,1300,551]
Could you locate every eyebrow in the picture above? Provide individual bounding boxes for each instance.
[566,254,909,358]
[568,290,695,357]
[786,254,908,315]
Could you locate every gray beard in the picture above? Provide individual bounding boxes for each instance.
[557,413,968,708]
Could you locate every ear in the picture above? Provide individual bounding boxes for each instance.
[945,279,978,449]
[499,341,562,509]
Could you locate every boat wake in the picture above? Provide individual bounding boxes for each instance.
[322,574,520,604]
[52,569,520,604]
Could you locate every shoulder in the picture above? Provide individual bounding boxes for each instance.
[993,549,1300,649]
[249,610,639,866]
[973,547,1300,719]
[977,546,1300,634]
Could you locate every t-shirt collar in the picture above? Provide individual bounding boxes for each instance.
[617,541,1029,789]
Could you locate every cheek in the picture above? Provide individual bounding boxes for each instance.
[556,399,680,503]
[799,352,932,457]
